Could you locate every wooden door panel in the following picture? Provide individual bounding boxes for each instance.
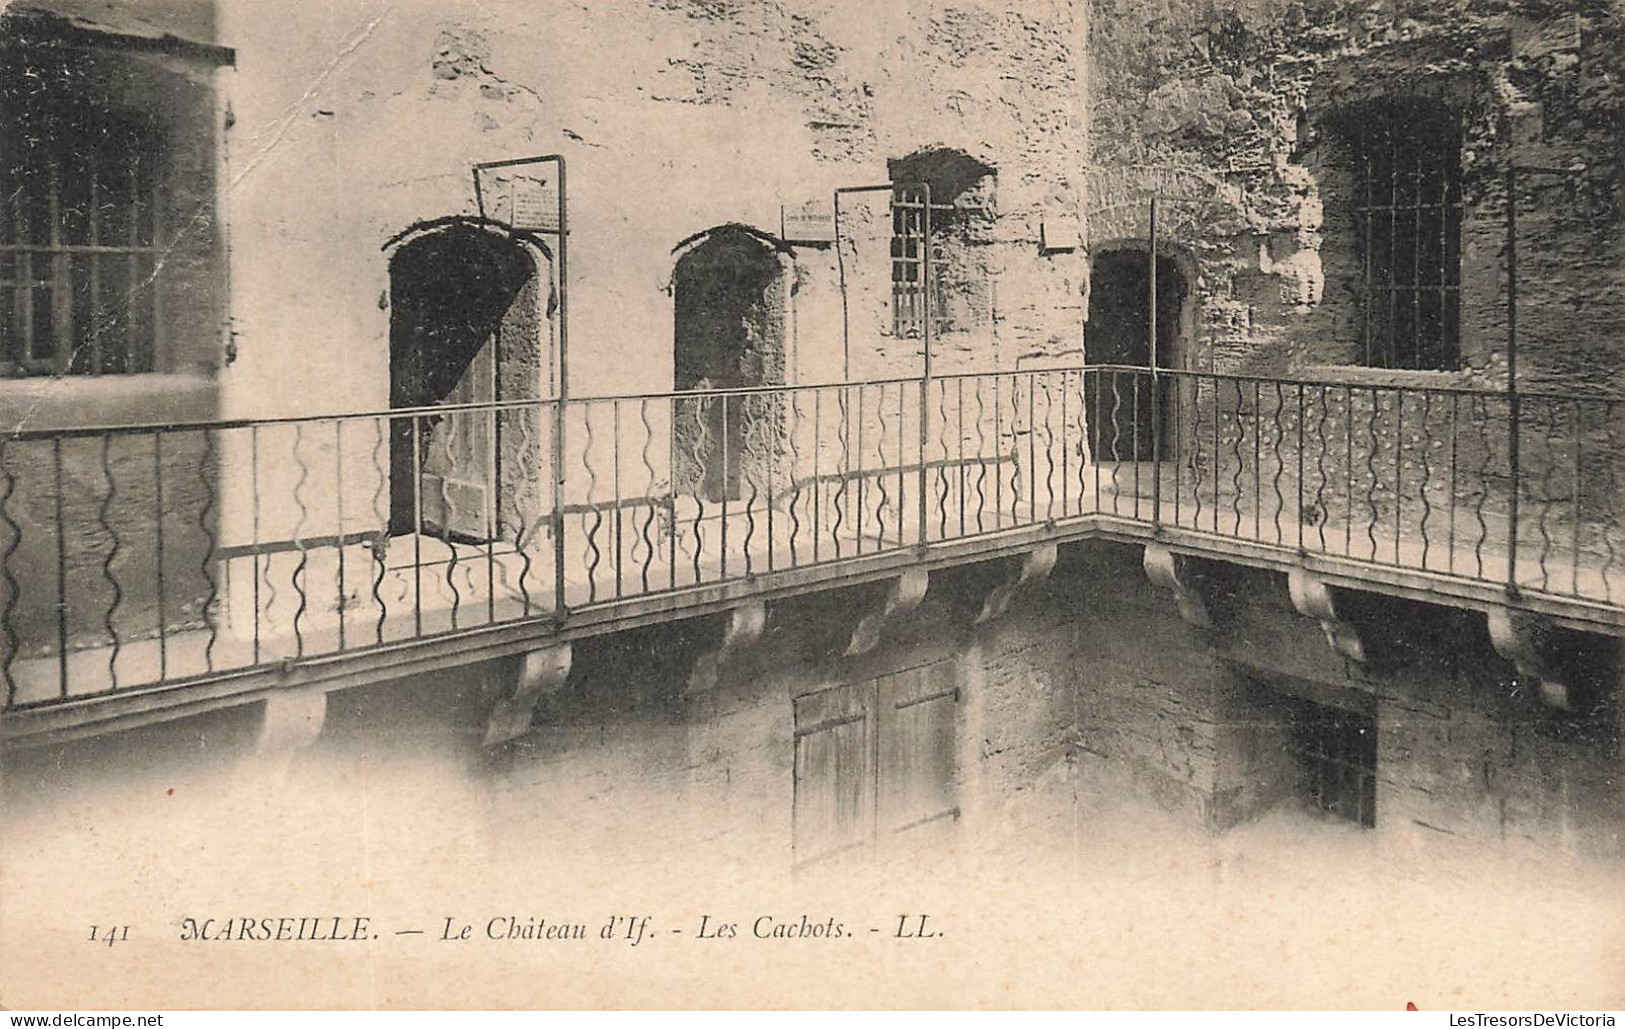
[793,683,875,867]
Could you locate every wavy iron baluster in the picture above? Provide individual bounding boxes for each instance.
[290,423,310,657]
[1537,398,1558,592]
[1230,382,1246,537]
[1271,382,1285,544]
[99,433,124,687]
[197,427,217,671]
[371,417,390,640]
[785,392,804,568]
[582,402,603,602]
[1472,395,1492,579]
[638,398,658,593]
[0,439,18,706]
[1419,391,1435,571]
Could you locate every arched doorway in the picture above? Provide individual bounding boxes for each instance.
[671,225,789,502]
[1086,248,1187,461]
[388,221,552,542]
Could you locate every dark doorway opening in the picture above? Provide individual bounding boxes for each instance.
[1086,250,1185,461]
[389,226,542,542]
[672,227,787,502]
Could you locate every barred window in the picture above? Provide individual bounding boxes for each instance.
[1,75,163,376]
[1343,100,1464,370]
[888,148,995,340]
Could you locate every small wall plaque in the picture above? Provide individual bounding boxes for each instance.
[782,200,836,244]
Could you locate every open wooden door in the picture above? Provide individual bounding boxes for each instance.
[419,335,496,542]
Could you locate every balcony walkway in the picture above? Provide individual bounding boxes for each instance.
[4,365,1622,743]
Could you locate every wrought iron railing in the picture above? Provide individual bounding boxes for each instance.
[3,366,1621,711]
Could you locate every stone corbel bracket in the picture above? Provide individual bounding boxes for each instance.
[1487,608,1570,710]
[1287,567,1365,663]
[845,568,931,657]
[484,641,574,746]
[685,600,768,696]
[1143,543,1212,629]
[975,544,1058,625]
[255,687,328,759]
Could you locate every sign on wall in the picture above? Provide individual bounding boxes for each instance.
[781,200,836,244]
[489,173,559,232]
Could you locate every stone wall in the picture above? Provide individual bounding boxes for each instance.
[1083,0,1625,391]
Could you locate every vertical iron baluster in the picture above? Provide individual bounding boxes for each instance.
[153,431,167,679]
[334,421,346,650]
[252,425,264,659]
[742,396,759,575]
[767,394,777,571]
[814,388,823,562]
[1296,384,1305,550]
[1190,375,1204,532]
[669,399,679,590]
[485,407,497,623]
[1448,394,1459,575]
[1572,398,1583,597]
[958,378,968,535]
[1394,390,1404,565]
[1344,386,1354,556]
[1602,402,1620,602]
[412,416,423,638]
[784,392,801,569]
[52,437,69,697]
[613,400,624,598]
[1028,371,1037,523]
[898,383,907,548]
[1131,372,1140,518]
[1213,377,1222,533]
[988,375,1000,527]
[1365,388,1380,562]
[1092,370,1102,516]
[1314,387,1330,553]
[854,386,865,553]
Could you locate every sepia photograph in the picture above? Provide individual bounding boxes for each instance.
[0,0,1621,1012]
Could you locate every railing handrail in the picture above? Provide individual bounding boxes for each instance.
[6,366,1624,443]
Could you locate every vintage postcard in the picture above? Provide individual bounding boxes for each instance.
[0,0,1622,1011]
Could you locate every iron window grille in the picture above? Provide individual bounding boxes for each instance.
[890,190,991,340]
[1346,99,1464,371]
[1288,700,1378,829]
[1,94,163,377]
